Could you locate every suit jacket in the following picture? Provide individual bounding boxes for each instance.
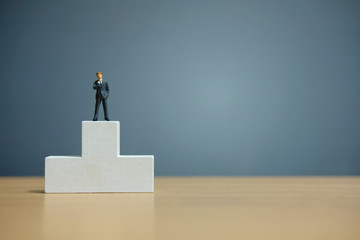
[93,80,110,99]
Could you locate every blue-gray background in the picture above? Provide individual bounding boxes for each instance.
[1,0,359,176]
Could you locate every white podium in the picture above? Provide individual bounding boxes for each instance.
[45,121,154,193]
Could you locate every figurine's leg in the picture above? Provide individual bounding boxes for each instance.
[102,98,109,121]
[93,99,101,121]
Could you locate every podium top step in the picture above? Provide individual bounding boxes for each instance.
[81,121,120,158]
[82,121,120,123]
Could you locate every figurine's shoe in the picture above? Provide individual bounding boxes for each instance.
[104,117,110,121]
[92,118,98,121]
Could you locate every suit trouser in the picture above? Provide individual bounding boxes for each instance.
[93,97,108,119]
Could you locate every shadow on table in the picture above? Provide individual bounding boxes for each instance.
[29,189,45,193]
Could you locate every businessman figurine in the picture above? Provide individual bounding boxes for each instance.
[93,72,110,121]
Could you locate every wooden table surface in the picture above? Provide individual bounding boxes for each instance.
[0,177,359,240]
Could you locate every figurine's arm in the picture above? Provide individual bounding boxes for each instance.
[93,81,99,89]
[104,82,110,98]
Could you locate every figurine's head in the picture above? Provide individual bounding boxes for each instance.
[96,72,103,80]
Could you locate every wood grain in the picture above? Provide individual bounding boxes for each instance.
[0,177,359,240]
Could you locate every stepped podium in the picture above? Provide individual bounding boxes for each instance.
[45,121,154,193]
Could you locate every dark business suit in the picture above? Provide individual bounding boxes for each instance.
[93,80,110,121]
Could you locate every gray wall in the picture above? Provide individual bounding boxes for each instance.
[1,0,359,176]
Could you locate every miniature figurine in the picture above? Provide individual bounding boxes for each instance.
[93,72,110,121]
